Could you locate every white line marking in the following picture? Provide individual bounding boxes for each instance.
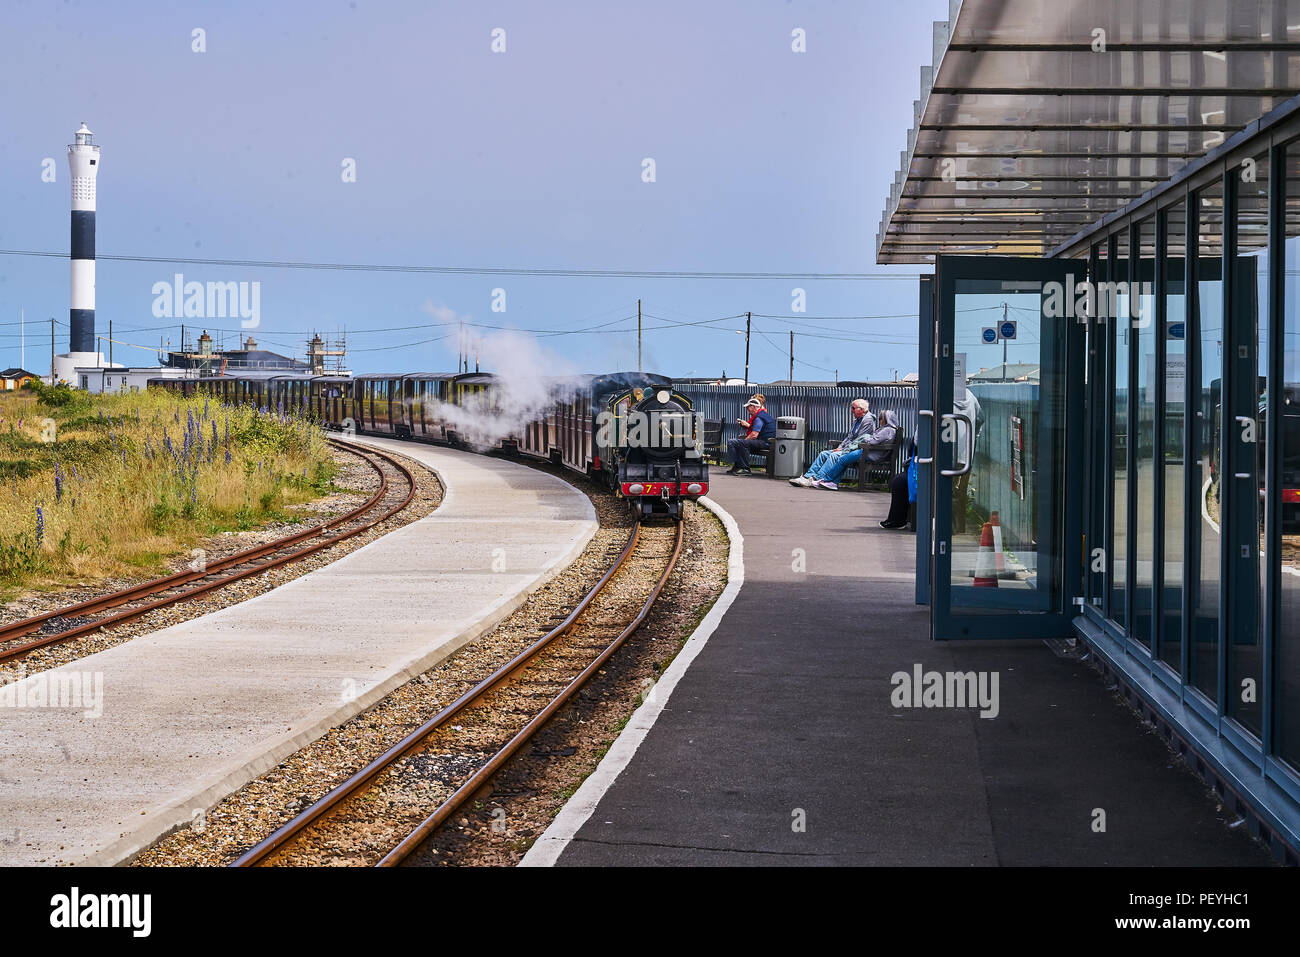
[519,496,745,867]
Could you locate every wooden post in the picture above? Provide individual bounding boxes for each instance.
[744,312,751,387]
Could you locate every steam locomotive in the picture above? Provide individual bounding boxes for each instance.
[148,370,709,520]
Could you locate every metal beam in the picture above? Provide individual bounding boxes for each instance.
[931,86,1297,97]
[919,122,1241,132]
[909,151,1202,159]
[944,42,1300,53]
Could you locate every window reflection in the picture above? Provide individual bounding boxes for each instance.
[1112,229,1130,626]
[1279,143,1300,771]
[1230,150,1268,739]
[1135,218,1157,650]
[1191,181,1224,703]
[1163,203,1188,672]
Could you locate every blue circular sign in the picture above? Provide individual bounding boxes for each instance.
[999,320,1017,339]
[982,327,997,343]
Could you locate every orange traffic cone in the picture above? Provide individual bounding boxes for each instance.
[989,511,1008,578]
[973,519,999,588]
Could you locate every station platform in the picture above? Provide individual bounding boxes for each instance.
[0,440,596,866]
[533,473,1274,866]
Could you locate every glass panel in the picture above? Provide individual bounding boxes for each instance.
[946,276,1065,613]
[1135,218,1158,650]
[1281,140,1300,772]
[1192,179,1224,703]
[1090,242,1109,605]
[1162,202,1188,673]
[1231,150,1269,739]
[1112,228,1130,626]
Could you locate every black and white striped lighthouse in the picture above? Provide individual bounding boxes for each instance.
[67,123,99,354]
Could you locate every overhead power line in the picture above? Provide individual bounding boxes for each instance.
[0,249,923,282]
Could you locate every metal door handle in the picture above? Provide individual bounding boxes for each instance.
[1234,472,1251,479]
[940,413,974,477]
[916,409,934,464]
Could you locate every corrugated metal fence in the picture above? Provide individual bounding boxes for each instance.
[676,383,919,477]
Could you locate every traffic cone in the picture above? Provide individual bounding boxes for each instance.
[973,519,999,588]
[989,511,1008,578]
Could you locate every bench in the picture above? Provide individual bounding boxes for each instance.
[852,431,904,490]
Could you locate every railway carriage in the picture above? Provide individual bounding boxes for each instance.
[147,366,708,520]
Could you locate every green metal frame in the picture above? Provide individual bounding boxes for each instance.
[930,255,1085,640]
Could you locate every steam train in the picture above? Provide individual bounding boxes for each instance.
[148,370,709,520]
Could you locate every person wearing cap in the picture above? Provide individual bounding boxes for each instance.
[735,393,766,432]
[726,397,775,475]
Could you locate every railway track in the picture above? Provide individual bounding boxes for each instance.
[230,513,684,868]
[0,439,416,665]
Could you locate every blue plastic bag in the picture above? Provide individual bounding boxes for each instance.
[907,457,918,504]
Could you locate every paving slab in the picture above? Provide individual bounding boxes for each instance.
[551,473,1273,866]
[0,439,595,866]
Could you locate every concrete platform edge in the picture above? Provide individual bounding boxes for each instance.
[519,495,744,867]
[80,462,597,867]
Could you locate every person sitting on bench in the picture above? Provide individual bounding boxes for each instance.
[794,408,898,491]
[785,397,878,488]
[726,397,775,475]
[881,436,917,528]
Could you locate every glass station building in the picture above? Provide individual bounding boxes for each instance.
[886,0,1300,861]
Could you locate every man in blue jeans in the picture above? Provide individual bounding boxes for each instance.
[791,405,898,490]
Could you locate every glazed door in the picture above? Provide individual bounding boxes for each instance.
[931,256,1085,639]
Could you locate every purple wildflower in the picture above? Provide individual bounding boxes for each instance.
[54,462,64,503]
[35,506,44,547]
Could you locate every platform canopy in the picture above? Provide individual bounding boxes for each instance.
[876,0,1300,264]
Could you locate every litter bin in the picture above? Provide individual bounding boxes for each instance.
[772,416,807,478]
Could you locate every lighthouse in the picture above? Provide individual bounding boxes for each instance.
[54,123,114,384]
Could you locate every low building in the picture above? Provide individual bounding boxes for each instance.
[164,333,310,374]
[0,368,38,390]
[73,365,189,395]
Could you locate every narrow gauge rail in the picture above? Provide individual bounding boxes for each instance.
[0,440,416,665]
[231,514,684,868]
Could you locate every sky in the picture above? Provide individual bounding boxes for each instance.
[0,0,950,381]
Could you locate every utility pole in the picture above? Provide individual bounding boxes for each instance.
[1002,301,1009,382]
[744,312,751,387]
[788,330,794,385]
[109,319,113,367]
[637,298,642,372]
[50,319,55,382]
[20,308,24,370]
